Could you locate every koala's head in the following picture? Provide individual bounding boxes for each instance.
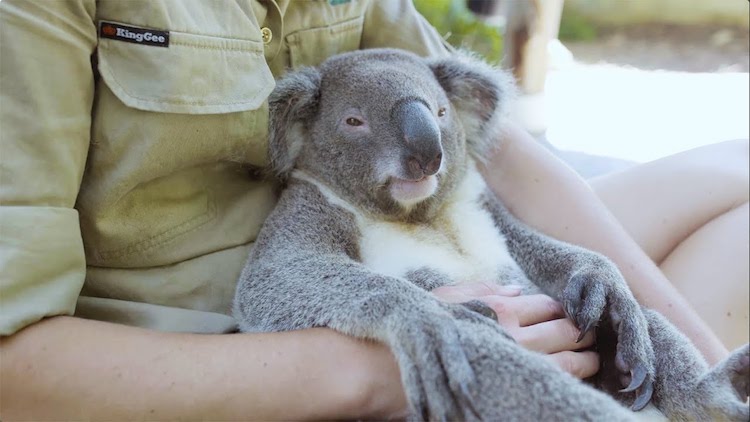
[268,48,514,221]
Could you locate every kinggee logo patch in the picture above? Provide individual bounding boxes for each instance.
[99,21,170,48]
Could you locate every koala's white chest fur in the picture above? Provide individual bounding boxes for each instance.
[358,168,513,283]
[293,166,516,284]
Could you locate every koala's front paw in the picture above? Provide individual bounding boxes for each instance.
[723,344,750,399]
[695,344,750,421]
[562,265,656,410]
[390,309,481,421]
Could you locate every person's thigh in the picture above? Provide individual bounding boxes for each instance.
[658,202,749,349]
[589,139,749,348]
[589,139,749,264]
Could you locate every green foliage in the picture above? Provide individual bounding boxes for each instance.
[414,0,503,63]
[558,8,599,41]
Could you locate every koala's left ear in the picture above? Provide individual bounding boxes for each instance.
[427,53,516,159]
[267,67,322,181]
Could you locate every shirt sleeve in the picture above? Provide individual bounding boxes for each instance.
[0,0,97,335]
[361,0,454,58]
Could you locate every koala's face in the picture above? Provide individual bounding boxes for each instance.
[304,52,467,216]
[269,49,512,220]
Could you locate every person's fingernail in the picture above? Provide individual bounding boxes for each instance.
[493,285,523,296]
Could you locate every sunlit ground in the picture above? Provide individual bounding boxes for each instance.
[545,64,749,163]
[532,25,749,172]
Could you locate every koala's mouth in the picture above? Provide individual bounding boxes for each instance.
[389,175,439,205]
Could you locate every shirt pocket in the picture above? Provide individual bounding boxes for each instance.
[84,26,274,268]
[286,16,364,69]
[97,25,274,114]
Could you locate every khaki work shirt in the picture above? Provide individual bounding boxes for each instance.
[0,0,450,335]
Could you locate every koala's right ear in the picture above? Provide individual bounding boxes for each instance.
[267,67,322,181]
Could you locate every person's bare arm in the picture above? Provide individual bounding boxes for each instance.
[0,316,406,421]
[1,282,607,421]
[480,122,728,365]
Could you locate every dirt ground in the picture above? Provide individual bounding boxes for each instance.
[564,24,749,73]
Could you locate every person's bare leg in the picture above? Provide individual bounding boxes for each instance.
[659,202,749,349]
[589,139,749,349]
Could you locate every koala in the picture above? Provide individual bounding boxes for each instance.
[233,49,749,421]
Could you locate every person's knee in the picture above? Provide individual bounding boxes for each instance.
[707,139,749,205]
[717,138,748,167]
[720,138,749,161]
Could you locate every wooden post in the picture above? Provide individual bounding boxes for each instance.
[504,0,565,95]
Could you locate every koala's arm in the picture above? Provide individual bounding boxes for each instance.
[480,189,617,297]
[234,181,510,419]
[234,182,441,336]
[482,188,658,409]
[479,123,729,365]
[235,181,639,421]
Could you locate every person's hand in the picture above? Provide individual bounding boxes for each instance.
[432,282,600,379]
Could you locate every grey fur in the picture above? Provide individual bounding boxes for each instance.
[234,49,749,421]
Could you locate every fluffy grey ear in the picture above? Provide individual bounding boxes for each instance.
[428,53,516,160]
[267,67,321,181]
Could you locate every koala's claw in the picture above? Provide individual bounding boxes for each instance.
[563,274,606,339]
[619,364,654,411]
[563,268,656,409]
[631,381,654,411]
[620,365,648,393]
[575,318,597,343]
[614,349,656,411]
[461,299,498,322]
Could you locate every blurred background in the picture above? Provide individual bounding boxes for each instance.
[413,0,749,178]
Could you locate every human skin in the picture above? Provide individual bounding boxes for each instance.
[0,316,402,421]
[0,284,594,421]
[590,139,749,352]
[432,282,599,377]
[481,122,736,365]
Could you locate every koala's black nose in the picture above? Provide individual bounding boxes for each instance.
[407,152,443,177]
[393,100,443,177]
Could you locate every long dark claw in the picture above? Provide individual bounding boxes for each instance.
[576,318,596,343]
[462,300,497,322]
[564,301,578,321]
[631,380,654,411]
[620,365,647,393]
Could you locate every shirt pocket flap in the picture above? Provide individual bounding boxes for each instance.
[97,27,274,114]
[287,16,364,68]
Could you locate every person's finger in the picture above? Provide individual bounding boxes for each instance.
[482,294,564,326]
[514,318,595,353]
[432,282,522,303]
[545,351,600,379]
[454,281,523,297]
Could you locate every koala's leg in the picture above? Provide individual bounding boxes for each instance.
[598,309,749,422]
[481,189,656,409]
[437,315,638,422]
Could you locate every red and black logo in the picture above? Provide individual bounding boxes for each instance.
[99,21,170,48]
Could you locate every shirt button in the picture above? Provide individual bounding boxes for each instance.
[261,27,273,44]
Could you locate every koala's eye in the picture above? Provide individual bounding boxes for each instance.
[346,117,364,126]
[437,107,447,117]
